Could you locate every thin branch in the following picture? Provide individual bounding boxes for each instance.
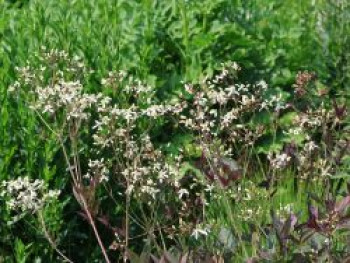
[38,211,74,263]
[80,193,111,263]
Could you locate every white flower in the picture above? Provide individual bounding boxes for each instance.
[257,80,268,90]
[178,189,189,199]
[304,141,318,152]
[1,177,60,213]
[268,153,291,169]
[191,226,210,240]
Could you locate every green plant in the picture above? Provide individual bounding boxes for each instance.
[1,0,349,261]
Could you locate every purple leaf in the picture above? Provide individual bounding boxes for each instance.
[335,196,350,214]
[309,205,318,219]
[307,205,320,230]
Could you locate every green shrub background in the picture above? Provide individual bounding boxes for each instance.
[0,0,349,261]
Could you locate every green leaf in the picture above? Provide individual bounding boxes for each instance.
[279,112,297,128]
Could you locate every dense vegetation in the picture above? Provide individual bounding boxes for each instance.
[0,0,349,262]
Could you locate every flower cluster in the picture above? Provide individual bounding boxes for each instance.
[268,152,291,170]
[31,80,103,121]
[8,49,349,262]
[10,48,99,127]
[179,63,286,162]
[84,158,109,183]
[38,47,89,75]
[91,74,187,200]
[1,177,60,213]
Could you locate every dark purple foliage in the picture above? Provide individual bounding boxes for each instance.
[303,195,350,235]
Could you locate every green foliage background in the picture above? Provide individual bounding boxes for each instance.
[0,0,349,261]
